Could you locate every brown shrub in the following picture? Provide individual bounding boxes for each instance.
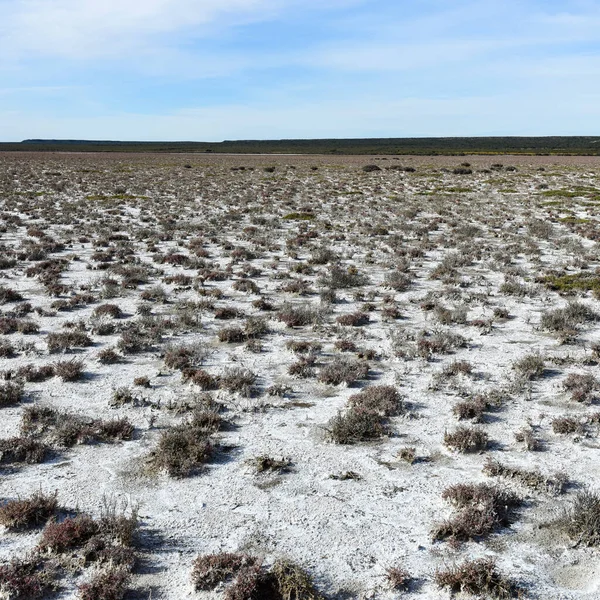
[444,426,488,453]
[435,558,518,598]
[0,491,59,530]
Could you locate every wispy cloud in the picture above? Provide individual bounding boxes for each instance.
[0,0,598,140]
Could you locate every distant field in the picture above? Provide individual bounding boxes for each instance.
[2,135,600,155]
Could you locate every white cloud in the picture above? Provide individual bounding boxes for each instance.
[0,0,281,61]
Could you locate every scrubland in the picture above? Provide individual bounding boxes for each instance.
[1,152,600,598]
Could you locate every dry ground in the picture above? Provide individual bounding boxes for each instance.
[1,152,600,598]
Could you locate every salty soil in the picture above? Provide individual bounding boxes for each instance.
[1,152,600,598]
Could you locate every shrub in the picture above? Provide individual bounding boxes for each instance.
[386,565,411,591]
[347,385,404,416]
[0,437,50,465]
[218,327,246,343]
[362,164,381,172]
[0,491,59,530]
[444,426,488,453]
[0,557,58,600]
[328,408,386,444]
[336,312,369,326]
[47,331,93,353]
[512,353,545,380]
[435,558,518,598]
[433,483,521,542]
[53,359,85,381]
[564,373,598,403]
[163,343,205,371]
[0,286,24,303]
[78,566,130,600]
[149,422,214,478]
[559,490,600,546]
[191,553,255,590]
[318,359,369,386]
[277,303,322,327]
[39,514,99,553]
[288,355,317,378]
[319,265,369,289]
[16,364,55,382]
[219,367,257,396]
[0,381,23,408]
[552,416,582,434]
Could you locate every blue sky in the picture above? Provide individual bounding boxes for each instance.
[1,0,599,141]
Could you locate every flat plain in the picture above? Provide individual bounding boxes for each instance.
[2,151,600,599]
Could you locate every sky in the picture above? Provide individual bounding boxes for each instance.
[0,0,599,141]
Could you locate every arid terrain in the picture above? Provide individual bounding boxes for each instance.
[2,151,600,599]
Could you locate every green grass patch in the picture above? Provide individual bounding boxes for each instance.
[542,272,600,294]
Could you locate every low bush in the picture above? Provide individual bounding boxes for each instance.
[53,359,85,381]
[78,565,130,600]
[564,373,598,403]
[0,491,59,530]
[347,385,404,416]
[435,557,518,598]
[318,359,369,386]
[47,331,93,353]
[0,557,58,600]
[328,408,386,444]
[433,483,521,542]
[559,489,600,546]
[444,426,488,453]
[0,381,23,408]
[0,437,50,465]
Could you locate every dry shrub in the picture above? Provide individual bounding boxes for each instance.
[318,359,369,386]
[512,353,545,380]
[219,367,257,396]
[163,343,206,371]
[559,489,600,546]
[483,458,567,495]
[47,331,92,353]
[0,557,58,600]
[336,312,370,326]
[16,364,55,382]
[78,565,130,600]
[435,557,518,598]
[0,286,24,303]
[286,340,322,354]
[191,553,256,590]
[39,514,99,553]
[386,565,411,591]
[347,385,404,416]
[0,381,23,408]
[183,368,220,390]
[53,359,85,381]
[563,373,598,403]
[277,303,322,327]
[552,416,582,435]
[444,426,488,453]
[149,423,214,478]
[328,408,386,444]
[0,491,59,530]
[433,483,521,542]
[0,437,50,465]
